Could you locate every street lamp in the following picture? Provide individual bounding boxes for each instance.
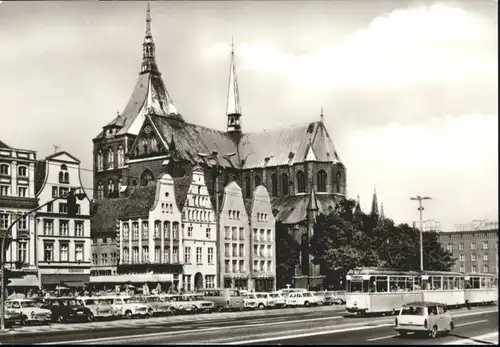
[197,151,236,289]
[410,195,432,272]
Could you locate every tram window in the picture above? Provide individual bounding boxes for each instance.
[413,277,422,290]
[376,276,388,292]
[494,278,498,288]
[404,277,413,291]
[472,278,480,289]
[453,277,461,289]
[396,277,405,291]
[480,277,487,288]
[349,281,363,293]
[443,277,449,290]
[389,277,398,292]
[432,277,442,290]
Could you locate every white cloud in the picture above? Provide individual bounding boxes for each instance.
[204,3,496,91]
[344,114,498,230]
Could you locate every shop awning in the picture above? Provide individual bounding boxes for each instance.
[63,281,87,288]
[7,275,40,288]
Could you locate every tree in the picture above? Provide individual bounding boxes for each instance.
[275,222,300,289]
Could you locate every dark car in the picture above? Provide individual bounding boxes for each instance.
[41,297,94,323]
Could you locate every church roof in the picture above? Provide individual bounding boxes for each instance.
[0,140,10,149]
[172,175,191,210]
[118,184,158,219]
[271,193,337,225]
[238,121,340,169]
[150,115,239,168]
[91,198,129,234]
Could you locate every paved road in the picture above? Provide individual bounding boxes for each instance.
[1,306,494,345]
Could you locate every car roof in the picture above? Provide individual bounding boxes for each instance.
[7,298,35,302]
[403,301,445,307]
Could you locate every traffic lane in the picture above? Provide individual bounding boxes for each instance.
[262,310,498,345]
[96,317,394,345]
[2,309,348,344]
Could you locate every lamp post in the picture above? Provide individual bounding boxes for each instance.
[197,151,236,289]
[410,195,432,272]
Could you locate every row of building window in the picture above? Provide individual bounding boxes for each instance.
[43,220,84,237]
[122,246,178,264]
[6,240,29,264]
[0,163,28,177]
[224,243,245,258]
[253,260,273,273]
[92,237,116,244]
[42,242,84,262]
[224,226,245,241]
[224,259,246,273]
[253,229,273,243]
[186,226,212,239]
[184,247,214,264]
[0,213,28,230]
[122,221,180,240]
[447,241,497,252]
[187,193,210,208]
[92,252,118,265]
[183,275,216,290]
[253,244,273,258]
[457,253,494,262]
[460,265,491,273]
[96,147,125,171]
[246,169,343,197]
[185,209,212,222]
[0,185,28,197]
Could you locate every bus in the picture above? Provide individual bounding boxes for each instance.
[198,288,244,311]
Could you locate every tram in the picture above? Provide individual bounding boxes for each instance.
[345,267,498,315]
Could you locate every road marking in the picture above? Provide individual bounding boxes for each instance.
[36,308,498,345]
[366,334,397,342]
[39,315,344,345]
[443,331,498,345]
[226,324,394,345]
[456,319,488,328]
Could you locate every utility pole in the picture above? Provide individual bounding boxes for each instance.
[410,195,432,272]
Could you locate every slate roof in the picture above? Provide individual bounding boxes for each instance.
[118,183,157,219]
[172,175,191,210]
[91,198,129,234]
[34,160,46,196]
[243,198,253,217]
[151,115,239,168]
[238,121,341,169]
[271,193,337,225]
[0,140,10,149]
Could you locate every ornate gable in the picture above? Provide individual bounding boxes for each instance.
[128,114,170,160]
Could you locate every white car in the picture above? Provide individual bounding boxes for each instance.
[285,291,321,307]
[262,292,286,308]
[5,299,52,325]
[395,301,454,338]
[99,296,149,319]
[243,293,268,310]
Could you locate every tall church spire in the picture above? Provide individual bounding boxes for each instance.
[354,195,363,216]
[370,186,379,217]
[141,3,159,74]
[380,202,385,220]
[226,37,242,133]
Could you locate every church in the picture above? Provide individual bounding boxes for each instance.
[91,4,347,289]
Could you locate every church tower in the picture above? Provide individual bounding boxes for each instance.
[226,38,242,134]
[370,186,379,218]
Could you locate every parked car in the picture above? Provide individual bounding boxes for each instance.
[199,288,244,312]
[76,297,114,320]
[107,296,150,319]
[268,292,287,308]
[41,297,94,323]
[5,299,52,325]
[395,301,454,338]
[1,305,23,327]
[285,291,322,307]
[180,294,215,313]
[242,293,268,310]
[140,295,173,316]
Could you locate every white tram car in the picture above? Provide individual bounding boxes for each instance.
[345,267,497,315]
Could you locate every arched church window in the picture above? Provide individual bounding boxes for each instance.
[140,169,154,186]
[244,176,251,198]
[317,170,327,192]
[118,178,123,192]
[336,171,342,194]
[97,182,104,200]
[108,148,114,169]
[296,171,305,193]
[254,175,262,188]
[117,145,125,167]
[108,179,114,197]
[281,173,289,196]
[97,150,103,171]
[271,174,277,197]
[64,172,69,184]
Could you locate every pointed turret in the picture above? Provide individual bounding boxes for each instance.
[141,3,158,74]
[370,186,379,217]
[380,202,385,220]
[354,195,362,216]
[226,37,242,133]
[307,187,319,211]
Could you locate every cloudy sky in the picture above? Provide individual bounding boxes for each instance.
[0,0,497,231]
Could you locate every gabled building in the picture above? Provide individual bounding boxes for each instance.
[92,4,347,289]
[174,166,217,291]
[248,185,276,292]
[90,173,184,292]
[0,141,39,289]
[34,151,91,289]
